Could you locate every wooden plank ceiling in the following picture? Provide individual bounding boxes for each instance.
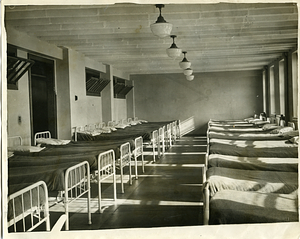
[4,3,298,75]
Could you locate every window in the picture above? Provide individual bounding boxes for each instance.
[292,51,298,117]
[279,59,285,114]
[262,70,267,113]
[85,68,110,97]
[269,65,275,114]
[7,45,34,90]
[113,77,133,99]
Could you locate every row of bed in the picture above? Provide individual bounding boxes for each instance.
[203,115,299,224]
[6,118,180,232]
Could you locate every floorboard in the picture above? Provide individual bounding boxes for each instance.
[49,136,206,231]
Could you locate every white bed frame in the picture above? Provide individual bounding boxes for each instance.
[151,130,160,162]
[8,136,23,147]
[34,131,51,145]
[203,119,298,225]
[64,161,92,230]
[8,181,50,232]
[159,126,165,155]
[97,150,117,213]
[116,142,132,194]
[133,136,145,179]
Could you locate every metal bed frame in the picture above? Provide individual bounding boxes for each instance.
[151,129,160,162]
[116,142,132,194]
[64,161,92,230]
[159,127,165,155]
[8,181,50,232]
[34,131,51,145]
[97,150,117,213]
[133,136,144,179]
[203,118,298,225]
[8,136,23,147]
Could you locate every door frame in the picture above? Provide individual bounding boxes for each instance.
[28,53,57,145]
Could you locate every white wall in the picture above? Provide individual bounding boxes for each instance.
[68,49,104,128]
[113,98,127,122]
[7,50,32,145]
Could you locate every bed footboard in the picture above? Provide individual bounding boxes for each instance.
[151,130,160,162]
[64,161,91,230]
[116,142,132,194]
[8,181,50,232]
[133,136,144,179]
[97,150,117,213]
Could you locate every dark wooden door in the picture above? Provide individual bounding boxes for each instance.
[29,54,56,143]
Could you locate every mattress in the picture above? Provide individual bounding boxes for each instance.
[209,139,298,158]
[208,131,296,141]
[208,154,298,172]
[13,138,135,159]
[209,190,298,224]
[206,167,298,197]
[208,126,268,133]
[75,121,173,141]
[8,154,97,192]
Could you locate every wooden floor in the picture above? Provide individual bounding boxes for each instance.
[49,136,206,231]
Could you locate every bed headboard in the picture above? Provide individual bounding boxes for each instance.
[34,131,51,145]
[8,136,23,147]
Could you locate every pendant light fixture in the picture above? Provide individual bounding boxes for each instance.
[179,51,191,69]
[186,75,194,81]
[166,35,182,59]
[150,4,172,38]
[183,68,193,76]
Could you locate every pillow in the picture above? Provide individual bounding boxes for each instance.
[36,138,71,145]
[254,121,269,126]
[115,124,127,129]
[262,123,279,131]
[8,145,45,153]
[270,127,294,134]
[288,136,299,145]
[282,130,299,137]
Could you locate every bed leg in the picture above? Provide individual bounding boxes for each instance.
[87,173,92,225]
[113,166,117,201]
[129,160,132,185]
[121,164,124,194]
[203,184,210,225]
[87,177,92,225]
[135,154,138,180]
[98,177,103,213]
[142,153,145,173]
[65,198,69,230]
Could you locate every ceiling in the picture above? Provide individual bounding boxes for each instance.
[4,3,298,75]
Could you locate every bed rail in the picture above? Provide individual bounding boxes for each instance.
[288,122,296,130]
[8,136,23,147]
[133,136,144,179]
[116,142,132,194]
[159,127,165,155]
[151,130,160,162]
[97,150,117,213]
[99,122,106,128]
[8,181,50,232]
[171,121,177,144]
[108,121,115,127]
[165,123,172,149]
[64,161,91,230]
[34,131,51,145]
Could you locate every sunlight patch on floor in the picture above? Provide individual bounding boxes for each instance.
[146,164,205,168]
[171,145,207,147]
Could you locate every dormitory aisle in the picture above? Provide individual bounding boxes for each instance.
[48,136,206,230]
